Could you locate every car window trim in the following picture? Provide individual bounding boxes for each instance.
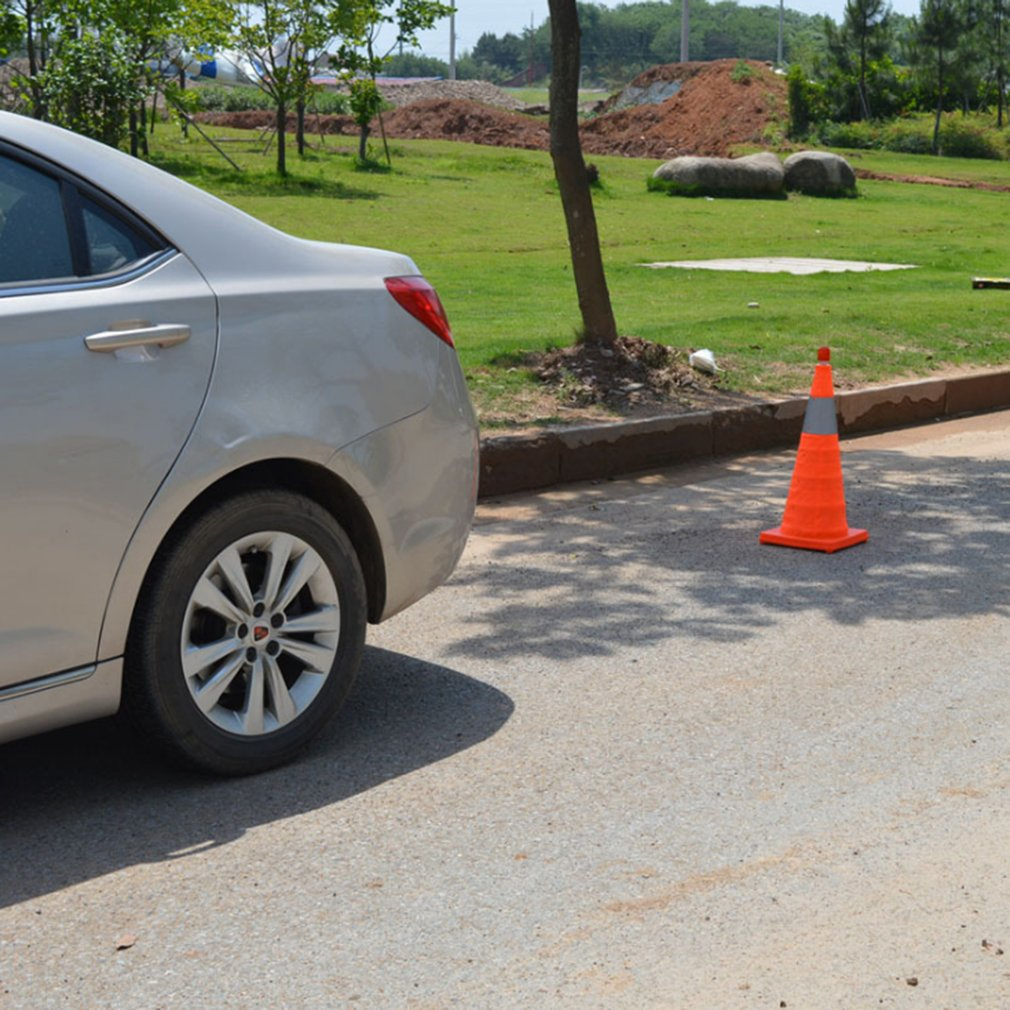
[0,247,178,298]
[0,138,174,284]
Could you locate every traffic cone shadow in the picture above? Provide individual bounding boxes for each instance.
[760,347,868,553]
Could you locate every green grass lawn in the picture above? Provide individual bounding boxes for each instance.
[501,86,607,107]
[501,87,549,105]
[149,128,1010,424]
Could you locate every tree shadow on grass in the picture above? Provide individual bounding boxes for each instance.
[0,647,512,908]
[452,448,1010,660]
[150,154,381,201]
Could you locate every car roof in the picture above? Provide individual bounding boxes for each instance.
[0,111,411,283]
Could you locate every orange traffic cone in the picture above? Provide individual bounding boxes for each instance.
[760,347,868,553]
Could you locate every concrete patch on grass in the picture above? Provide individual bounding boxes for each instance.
[641,257,918,274]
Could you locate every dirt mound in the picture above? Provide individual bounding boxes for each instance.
[380,99,550,149]
[582,59,787,159]
[198,61,787,160]
[534,336,747,415]
[198,109,357,134]
[198,100,551,149]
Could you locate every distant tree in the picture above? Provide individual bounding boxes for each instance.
[4,0,233,143]
[840,0,892,118]
[90,0,234,154]
[452,52,499,81]
[786,63,828,136]
[232,0,331,175]
[946,14,987,110]
[985,0,1009,123]
[468,0,830,84]
[913,0,974,150]
[547,0,617,346]
[0,2,21,58]
[471,30,524,77]
[382,51,448,77]
[329,0,452,165]
[5,0,55,116]
[37,30,143,146]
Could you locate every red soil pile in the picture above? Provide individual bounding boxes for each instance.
[380,99,550,150]
[199,60,788,160]
[200,109,358,134]
[200,101,551,149]
[581,60,787,159]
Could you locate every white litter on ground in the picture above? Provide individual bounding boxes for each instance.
[688,348,720,374]
[641,257,918,275]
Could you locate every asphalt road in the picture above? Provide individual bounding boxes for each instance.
[5,412,1010,1009]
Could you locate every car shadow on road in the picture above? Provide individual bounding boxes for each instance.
[451,448,1010,658]
[0,646,512,908]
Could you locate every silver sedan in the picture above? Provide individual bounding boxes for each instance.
[0,111,478,774]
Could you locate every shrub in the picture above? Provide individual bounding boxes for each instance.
[938,117,1004,159]
[39,33,142,148]
[731,60,755,84]
[312,91,351,115]
[786,65,827,139]
[879,119,933,154]
[192,84,349,116]
[193,84,272,112]
[818,120,879,149]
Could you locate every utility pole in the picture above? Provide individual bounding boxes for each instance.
[777,0,784,66]
[449,9,456,79]
[680,0,689,62]
[527,11,534,85]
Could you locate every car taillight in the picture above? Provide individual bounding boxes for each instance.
[384,276,455,349]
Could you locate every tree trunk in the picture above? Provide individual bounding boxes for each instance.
[25,6,41,118]
[179,67,188,138]
[547,0,618,346]
[377,108,392,165]
[276,100,287,176]
[933,50,944,154]
[999,62,1005,127]
[357,121,370,162]
[858,37,871,120]
[998,6,1005,127]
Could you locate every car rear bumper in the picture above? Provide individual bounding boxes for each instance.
[333,342,479,622]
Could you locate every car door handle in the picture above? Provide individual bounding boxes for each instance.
[84,322,191,353]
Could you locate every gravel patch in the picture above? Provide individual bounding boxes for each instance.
[641,257,919,274]
[375,79,528,111]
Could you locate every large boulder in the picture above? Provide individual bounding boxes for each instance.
[652,152,785,197]
[783,151,857,196]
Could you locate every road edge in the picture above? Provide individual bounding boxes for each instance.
[478,368,1010,498]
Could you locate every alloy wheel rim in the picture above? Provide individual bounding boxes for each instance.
[180,530,341,737]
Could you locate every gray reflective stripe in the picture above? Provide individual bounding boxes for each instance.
[802,396,838,435]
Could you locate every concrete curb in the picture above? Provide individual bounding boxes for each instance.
[478,368,1010,498]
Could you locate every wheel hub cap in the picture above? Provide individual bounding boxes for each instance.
[180,530,342,737]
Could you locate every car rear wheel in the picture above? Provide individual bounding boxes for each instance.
[125,490,366,775]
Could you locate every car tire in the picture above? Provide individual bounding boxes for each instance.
[124,489,367,775]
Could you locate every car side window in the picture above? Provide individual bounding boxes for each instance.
[80,193,158,276]
[0,155,74,285]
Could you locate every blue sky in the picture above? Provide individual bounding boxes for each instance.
[413,0,923,61]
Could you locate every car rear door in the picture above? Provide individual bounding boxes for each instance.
[0,147,217,689]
